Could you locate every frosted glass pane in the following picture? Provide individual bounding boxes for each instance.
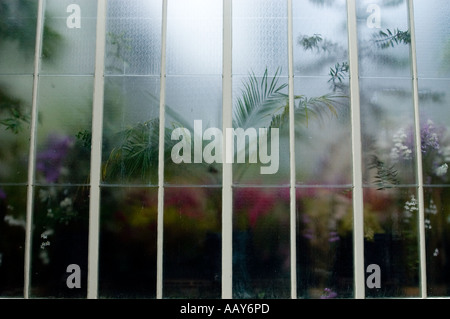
[424,186,450,296]
[360,78,416,186]
[233,0,288,76]
[363,187,420,298]
[44,0,97,18]
[296,187,354,299]
[418,79,450,185]
[0,0,37,74]
[36,77,93,184]
[414,0,450,78]
[41,0,97,74]
[163,186,221,298]
[102,76,160,185]
[99,187,157,298]
[0,76,33,183]
[0,186,26,297]
[30,185,89,298]
[164,76,223,185]
[356,0,411,78]
[166,0,222,75]
[107,0,162,18]
[233,187,290,299]
[294,77,351,186]
[293,0,348,77]
[232,75,290,186]
[106,0,162,75]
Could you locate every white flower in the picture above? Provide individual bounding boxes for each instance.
[425,199,437,215]
[60,197,72,208]
[40,229,54,239]
[435,163,448,177]
[433,248,439,257]
[390,128,413,162]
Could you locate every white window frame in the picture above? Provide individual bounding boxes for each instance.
[20,0,430,299]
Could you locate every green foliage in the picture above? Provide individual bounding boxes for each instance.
[233,68,288,130]
[368,155,400,190]
[373,28,411,49]
[0,88,29,134]
[298,34,341,54]
[75,129,92,150]
[103,119,160,182]
[0,1,60,135]
[0,1,61,60]
[328,62,349,92]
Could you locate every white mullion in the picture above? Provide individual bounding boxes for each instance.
[222,0,233,299]
[157,0,168,300]
[287,0,297,300]
[87,0,107,299]
[407,0,427,299]
[346,0,365,299]
[24,0,45,299]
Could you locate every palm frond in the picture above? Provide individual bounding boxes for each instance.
[233,68,288,129]
[295,93,346,127]
[103,119,159,182]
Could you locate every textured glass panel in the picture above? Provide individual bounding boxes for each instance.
[107,0,162,19]
[167,0,222,75]
[102,76,160,185]
[363,187,420,298]
[417,79,450,185]
[414,0,450,79]
[294,77,351,186]
[0,186,26,297]
[106,1,162,75]
[44,0,97,18]
[30,185,89,298]
[0,0,37,74]
[293,0,348,77]
[164,76,222,185]
[41,0,97,74]
[232,0,288,76]
[233,187,290,299]
[356,0,411,78]
[296,187,354,299]
[232,75,289,185]
[36,76,93,184]
[99,187,157,298]
[424,186,450,296]
[163,186,221,298]
[360,78,416,186]
[0,76,33,183]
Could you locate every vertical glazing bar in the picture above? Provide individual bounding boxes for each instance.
[87,0,107,299]
[24,0,45,299]
[287,0,297,300]
[346,0,365,299]
[222,0,233,299]
[407,0,427,298]
[157,0,168,300]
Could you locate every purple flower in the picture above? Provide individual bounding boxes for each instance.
[0,188,6,200]
[36,134,73,183]
[328,231,340,242]
[321,288,338,299]
[420,120,441,153]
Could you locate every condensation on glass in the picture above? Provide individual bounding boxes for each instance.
[414,0,450,297]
